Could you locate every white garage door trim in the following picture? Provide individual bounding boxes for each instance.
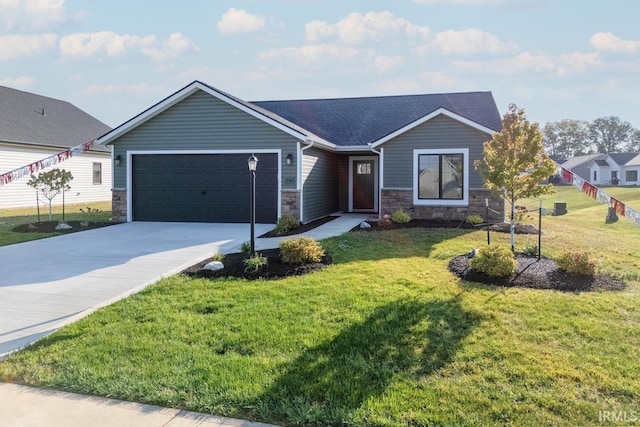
[126,149,282,223]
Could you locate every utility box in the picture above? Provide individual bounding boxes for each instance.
[553,201,567,216]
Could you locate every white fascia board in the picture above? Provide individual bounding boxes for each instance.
[371,108,496,149]
[335,145,373,152]
[99,81,311,146]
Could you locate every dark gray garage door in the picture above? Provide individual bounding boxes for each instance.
[132,153,278,223]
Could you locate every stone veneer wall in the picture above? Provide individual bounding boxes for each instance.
[381,189,504,222]
[111,189,127,222]
[280,189,300,220]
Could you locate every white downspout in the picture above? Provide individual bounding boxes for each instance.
[299,138,314,222]
[368,143,383,219]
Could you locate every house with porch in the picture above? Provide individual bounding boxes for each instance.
[97,80,504,224]
[588,152,640,186]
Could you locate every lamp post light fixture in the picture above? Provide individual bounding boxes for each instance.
[247,154,258,256]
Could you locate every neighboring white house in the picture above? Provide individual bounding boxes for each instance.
[0,86,112,209]
[588,152,640,186]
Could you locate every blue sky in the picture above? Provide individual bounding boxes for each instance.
[1,0,638,130]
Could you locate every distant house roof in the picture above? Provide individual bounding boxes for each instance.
[561,153,605,170]
[594,159,609,167]
[608,152,640,166]
[99,81,501,149]
[0,85,111,151]
[253,91,501,147]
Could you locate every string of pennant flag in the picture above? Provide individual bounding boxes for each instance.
[0,140,95,187]
[556,163,640,226]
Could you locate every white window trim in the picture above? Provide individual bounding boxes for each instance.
[413,148,469,206]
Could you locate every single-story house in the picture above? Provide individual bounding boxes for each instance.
[588,152,640,186]
[0,85,112,209]
[98,80,504,224]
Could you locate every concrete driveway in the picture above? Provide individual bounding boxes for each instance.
[0,222,273,358]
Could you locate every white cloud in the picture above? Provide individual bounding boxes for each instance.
[217,8,266,35]
[142,32,199,62]
[80,83,164,97]
[0,0,68,31]
[259,44,369,68]
[374,71,458,94]
[0,75,35,88]
[305,11,430,45]
[0,33,57,60]
[370,55,404,73]
[417,28,518,55]
[590,32,640,54]
[59,31,156,58]
[453,51,601,76]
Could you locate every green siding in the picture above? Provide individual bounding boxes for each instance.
[381,115,491,189]
[302,147,338,222]
[111,90,298,189]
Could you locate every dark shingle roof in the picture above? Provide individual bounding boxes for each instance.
[0,85,111,151]
[253,91,501,146]
[594,159,609,166]
[608,152,639,166]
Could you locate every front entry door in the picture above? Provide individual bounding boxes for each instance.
[351,157,377,211]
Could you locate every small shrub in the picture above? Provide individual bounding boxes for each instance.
[521,244,538,256]
[273,215,301,236]
[79,206,102,221]
[470,245,516,277]
[391,208,411,224]
[280,236,325,265]
[466,214,484,226]
[378,214,393,229]
[244,253,268,272]
[556,250,597,276]
[211,253,225,262]
[240,241,251,254]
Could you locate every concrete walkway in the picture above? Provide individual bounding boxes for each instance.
[0,213,368,427]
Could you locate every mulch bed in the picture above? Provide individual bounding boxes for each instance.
[352,218,477,232]
[12,221,115,234]
[259,215,338,238]
[448,254,626,292]
[183,248,332,280]
[488,222,539,235]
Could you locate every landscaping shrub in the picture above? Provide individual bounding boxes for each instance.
[240,241,251,254]
[556,250,597,276]
[243,253,268,272]
[391,208,411,224]
[273,215,301,235]
[470,245,516,277]
[466,214,484,226]
[521,244,538,256]
[211,253,224,262]
[279,236,325,265]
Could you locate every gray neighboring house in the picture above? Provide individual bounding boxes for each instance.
[97,80,504,224]
[560,154,606,183]
[0,85,112,209]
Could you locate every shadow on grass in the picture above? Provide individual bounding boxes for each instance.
[255,296,482,425]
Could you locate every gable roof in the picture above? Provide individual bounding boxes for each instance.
[99,80,501,149]
[594,159,610,167]
[253,91,501,147]
[0,85,111,151]
[608,152,640,166]
[562,153,605,170]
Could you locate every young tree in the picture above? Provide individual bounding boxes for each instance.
[589,116,633,153]
[475,104,556,252]
[27,168,74,221]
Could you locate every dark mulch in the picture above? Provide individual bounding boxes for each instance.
[183,248,332,280]
[259,216,338,238]
[488,222,539,235]
[12,221,115,234]
[448,254,625,292]
[352,219,476,232]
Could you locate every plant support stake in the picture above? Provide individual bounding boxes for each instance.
[485,198,490,245]
[538,199,542,260]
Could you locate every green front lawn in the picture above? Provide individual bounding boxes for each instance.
[1,186,639,426]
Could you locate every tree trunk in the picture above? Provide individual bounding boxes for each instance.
[510,196,516,253]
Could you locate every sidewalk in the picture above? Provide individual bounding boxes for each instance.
[0,383,278,427]
[0,214,370,427]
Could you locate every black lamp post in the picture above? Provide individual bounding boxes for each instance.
[247,154,258,256]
